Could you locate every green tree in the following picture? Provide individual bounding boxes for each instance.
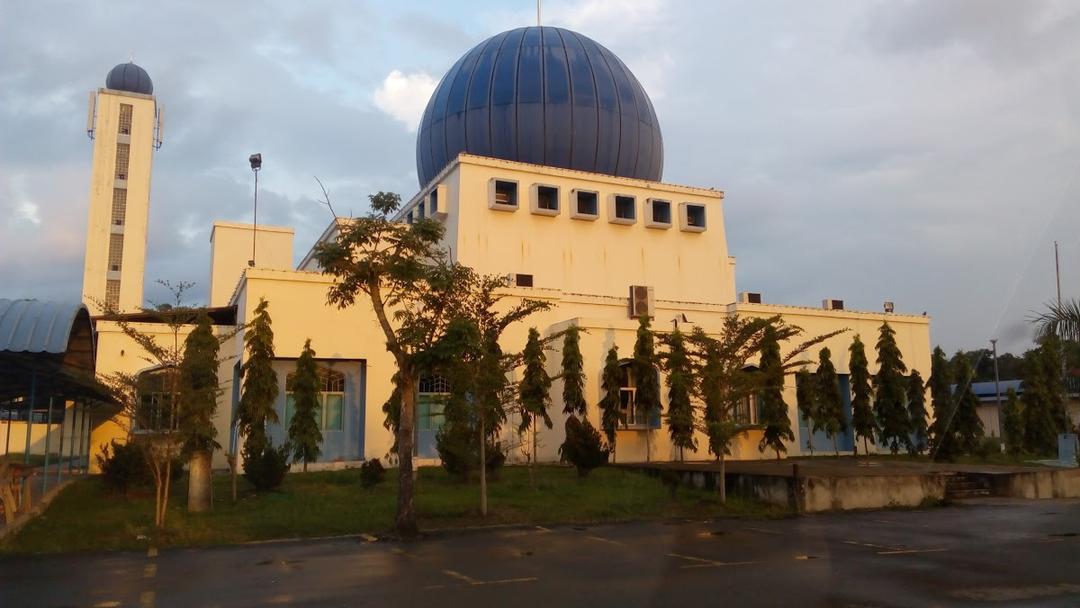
[237,298,280,488]
[178,313,221,512]
[951,352,985,454]
[849,335,876,456]
[1022,337,1067,455]
[928,346,959,461]
[873,322,911,454]
[795,368,818,457]
[757,324,793,460]
[814,347,846,456]
[632,315,662,461]
[598,346,623,458]
[662,328,696,460]
[518,327,553,463]
[315,191,472,538]
[288,339,323,472]
[1001,387,1024,456]
[906,370,929,454]
[559,416,610,477]
[560,325,587,416]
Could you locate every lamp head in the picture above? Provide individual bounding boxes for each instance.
[249,153,262,172]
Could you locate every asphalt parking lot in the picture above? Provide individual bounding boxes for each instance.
[2,497,1078,607]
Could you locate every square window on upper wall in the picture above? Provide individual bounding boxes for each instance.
[530,184,560,216]
[417,200,426,220]
[609,194,637,225]
[679,202,707,232]
[427,184,449,218]
[645,199,672,229]
[406,210,414,224]
[571,189,599,220]
[489,179,519,211]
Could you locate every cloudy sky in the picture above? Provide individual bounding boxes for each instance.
[2,0,1079,354]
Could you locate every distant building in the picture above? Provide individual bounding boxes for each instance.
[86,27,933,470]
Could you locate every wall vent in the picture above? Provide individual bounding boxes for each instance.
[628,285,655,319]
[739,292,762,304]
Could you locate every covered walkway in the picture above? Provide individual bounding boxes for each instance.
[0,299,116,525]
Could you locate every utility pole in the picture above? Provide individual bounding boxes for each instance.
[991,338,1002,437]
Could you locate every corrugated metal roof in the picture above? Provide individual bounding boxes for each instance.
[0,299,88,354]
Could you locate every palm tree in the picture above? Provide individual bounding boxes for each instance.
[1031,298,1080,342]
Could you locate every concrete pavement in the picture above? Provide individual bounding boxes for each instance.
[2,498,1078,607]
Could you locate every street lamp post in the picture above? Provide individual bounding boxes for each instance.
[248,153,262,267]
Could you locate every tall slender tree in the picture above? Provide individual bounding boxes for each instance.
[795,368,818,457]
[598,346,623,459]
[237,298,280,485]
[873,322,911,454]
[951,352,985,454]
[560,325,587,416]
[178,313,221,512]
[518,327,553,463]
[662,328,696,460]
[1022,336,1067,455]
[288,339,323,472]
[757,324,793,460]
[849,335,876,456]
[906,370,929,454]
[928,346,958,461]
[632,315,661,461]
[1001,387,1024,457]
[814,347,845,456]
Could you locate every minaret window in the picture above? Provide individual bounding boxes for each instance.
[115,143,130,180]
[118,104,133,135]
[110,189,127,226]
[105,280,121,311]
[108,233,124,271]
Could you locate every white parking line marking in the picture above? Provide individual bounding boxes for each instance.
[440,569,538,587]
[443,569,481,585]
[143,563,157,579]
[587,535,623,546]
[139,590,155,608]
[668,553,758,568]
[744,526,782,535]
[877,548,948,556]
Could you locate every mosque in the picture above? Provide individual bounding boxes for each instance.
[83,26,931,471]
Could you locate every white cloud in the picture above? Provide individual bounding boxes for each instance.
[14,201,41,225]
[373,70,437,132]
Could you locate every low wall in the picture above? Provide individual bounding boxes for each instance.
[989,469,1080,499]
[801,474,947,511]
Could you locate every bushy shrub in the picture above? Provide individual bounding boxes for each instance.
[96,440,184,495]
[436,423,506,481]
[359,459,386,489]
[244,442,290,491]
[97,440,150,494]
[559,416,610,477]
[974,436,1002,461]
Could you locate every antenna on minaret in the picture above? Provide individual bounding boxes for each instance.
[537,0,541,26]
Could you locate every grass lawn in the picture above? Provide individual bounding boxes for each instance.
[2,465,786,554]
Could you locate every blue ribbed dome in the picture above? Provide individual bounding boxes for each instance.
[105,62,153,95]
[416,26,663,187]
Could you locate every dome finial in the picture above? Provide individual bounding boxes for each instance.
[537,0,541,26]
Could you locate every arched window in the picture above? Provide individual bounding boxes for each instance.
[735,365,761,425]
[417,374,450,433]
[285,368,346,431]
[135,367,177,432]
[617,360,660,429]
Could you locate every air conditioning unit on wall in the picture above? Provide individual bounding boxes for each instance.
[823,298,844,311]
[739,292,762,304]
[628,285,655,319]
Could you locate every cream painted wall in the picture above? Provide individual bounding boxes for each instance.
[82,88,157,314]
[209,222,295,307]
[398,155,735,305]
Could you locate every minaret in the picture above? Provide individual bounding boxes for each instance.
[82,62,163,314]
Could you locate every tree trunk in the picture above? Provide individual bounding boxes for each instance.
[229,450,238,503]
[646,430,651,463]
[719,452,727,504]
[833,434,839,457]
[187,449,212,512]
[479,411,487,516]
[862,437,869,457]
[395,371,419,539]
[162,456,173,528]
